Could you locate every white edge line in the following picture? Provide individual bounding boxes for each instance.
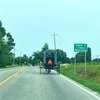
[60,74,100,100]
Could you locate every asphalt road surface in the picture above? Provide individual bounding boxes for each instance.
[0,66,100,100]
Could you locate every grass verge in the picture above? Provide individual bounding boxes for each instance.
[0,65,18,69]
[60,63,100,94]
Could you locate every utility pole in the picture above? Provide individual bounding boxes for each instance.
[96,55,99,62]
[13,48,15,65]
[19,51,22,66]
[52,33,57,50]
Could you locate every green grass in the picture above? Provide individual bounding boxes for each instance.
[60,62,100,94]
[0,64,18,69]
[6,65,13,68]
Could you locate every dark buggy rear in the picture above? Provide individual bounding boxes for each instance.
[43,49,60,73]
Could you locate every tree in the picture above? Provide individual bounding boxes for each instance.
[71,57,74,64]
[56,49,67,63]
[41,43,49,52]
[15,54,29,65]
[0,21,7,67]
[32,51,41,65]
[31,43,49,65]
[41,43,49,62]
[6,32,15,51]
[66,57,71,63]
[86,47,91,62]
[28,56,32,64]
[22,54,28,65]
[0,20,15,67]
[76,47,91,63]
[0,21,6,39]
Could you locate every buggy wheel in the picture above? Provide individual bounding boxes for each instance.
[48,69,51,73]
[57,63,60,74]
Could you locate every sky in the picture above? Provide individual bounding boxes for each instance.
[0,0,100,59]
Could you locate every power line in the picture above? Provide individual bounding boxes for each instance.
[0,10,53,34]
[56,34,75,58]
[0,11,53,45]
[59,35,73,49]
[51,33,58,50]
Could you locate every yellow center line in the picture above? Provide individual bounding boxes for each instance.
[14,73,19,77]
[0,68,26,86]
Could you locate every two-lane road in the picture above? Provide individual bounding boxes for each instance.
[0,66,100,100]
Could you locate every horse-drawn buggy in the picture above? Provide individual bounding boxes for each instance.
[40,49,60,74]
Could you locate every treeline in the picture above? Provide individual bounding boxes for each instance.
[28,44,92,66]
[0,21,15,67]
[71,47,92,63]
[27,43,70,65]
[0,21,30,67]
[14,54,28,66]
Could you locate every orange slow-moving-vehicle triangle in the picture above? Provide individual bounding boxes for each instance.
[48,59,53,64]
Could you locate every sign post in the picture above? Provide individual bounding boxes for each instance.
[74,44,87,77]
[74,52,76,75]
[85,52,87,77]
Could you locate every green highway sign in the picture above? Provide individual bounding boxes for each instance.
[74,44,87,52]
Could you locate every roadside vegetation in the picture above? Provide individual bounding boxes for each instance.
[0,21,15,68]
[0,20,30,68]
[60,62,100,94]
